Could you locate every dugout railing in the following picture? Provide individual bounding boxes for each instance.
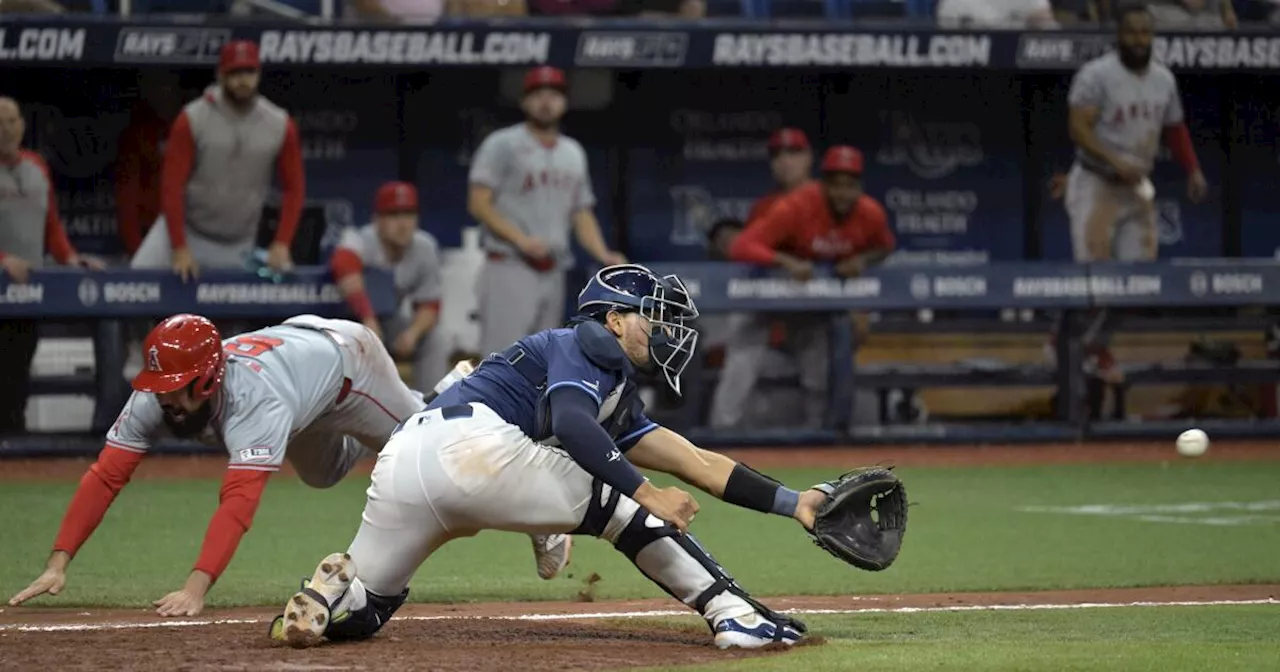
[4,260,1279,456]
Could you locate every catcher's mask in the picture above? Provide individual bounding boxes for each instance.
[576,264,700,395]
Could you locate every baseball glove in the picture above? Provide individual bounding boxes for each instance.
[807,467,908,572]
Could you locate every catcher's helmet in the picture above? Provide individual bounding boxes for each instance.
[577,264,699,395]
[132,314,225,399]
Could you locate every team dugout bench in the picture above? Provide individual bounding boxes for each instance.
[645,260,1280,445]
[0,267,395,455]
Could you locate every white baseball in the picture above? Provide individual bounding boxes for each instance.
[1176,429,1210,458]
[1137,178,1156,201]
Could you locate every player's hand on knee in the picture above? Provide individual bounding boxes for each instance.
[634,482,700,533]
[8,566,67,606]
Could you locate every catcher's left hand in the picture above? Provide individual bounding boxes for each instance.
[806,467,908,572]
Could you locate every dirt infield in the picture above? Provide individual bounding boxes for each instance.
[3,442,1279,670]
[2,585,1278,671]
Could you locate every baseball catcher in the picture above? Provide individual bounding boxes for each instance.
[271,264,909,651]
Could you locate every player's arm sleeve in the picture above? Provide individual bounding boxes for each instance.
[51,394,159,557]
[549,388,646,497]
[114,125,144,254]
[467,133,507,188]
[52,446,145,557]
[730,199,795,265]
[1161,78,1200,174]
[191,404,290,582]
[330,229,374,320]
[615,410,659,452]
[272,117,306,246]
[34,155,76,265]
[160,111,196,250]
[544,335,645,496]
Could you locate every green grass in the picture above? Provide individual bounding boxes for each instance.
[2,461,1279,608]
[636,606,1280,671]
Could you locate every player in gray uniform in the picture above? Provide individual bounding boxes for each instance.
[330,181,450,393]
[467,66,626,356]
[130,40,303,279]
[7,314,570,617]
[1062,3,1207,381]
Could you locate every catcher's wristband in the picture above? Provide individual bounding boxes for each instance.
[723,463,798,517]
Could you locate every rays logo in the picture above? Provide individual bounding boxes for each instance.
[668,185,752,246]
[147,345,162,372]
[876,111,983,179]
[1156,199,1184,246]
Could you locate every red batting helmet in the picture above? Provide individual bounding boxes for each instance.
[523,66,567,95]
[821,145,864,175]
[132,314,225,399]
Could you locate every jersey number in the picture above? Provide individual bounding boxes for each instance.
[224,335,285,358]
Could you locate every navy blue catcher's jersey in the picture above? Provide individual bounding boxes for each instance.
[429,324,658,452]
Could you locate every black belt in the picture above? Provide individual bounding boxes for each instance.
[1078,160,1129,186]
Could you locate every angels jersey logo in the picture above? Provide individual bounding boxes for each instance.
[147,345,162,372]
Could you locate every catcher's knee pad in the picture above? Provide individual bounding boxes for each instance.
[324,588,408,642]
[573,479,803,634]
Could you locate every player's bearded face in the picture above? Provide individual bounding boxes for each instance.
[522,89,566,129]
[158,386,213,438]
[221,70,261,105]
[823,173,863,217]
[1117,13,1154,69]
[609,311,656,372]
[377,213,417,249]
[770,149,813,188]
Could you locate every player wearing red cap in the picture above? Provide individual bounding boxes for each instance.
[329,181,449,392]
[747,127,814,223]
[8,312,572,616]
[129,40,305,281]
[716,146,896,429]
[467,66,625,356]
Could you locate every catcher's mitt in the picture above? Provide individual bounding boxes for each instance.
[807,467,908,571]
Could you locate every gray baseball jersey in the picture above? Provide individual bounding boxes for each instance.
[468,123,595,265]
[469,123,595,354]
[1068,52,1183,178]
[336,224,443,320]
[106,316,425,485]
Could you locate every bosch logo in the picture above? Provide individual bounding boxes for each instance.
[1189,271,1208,297]
[78,278,100,306]
[910,274,932,299]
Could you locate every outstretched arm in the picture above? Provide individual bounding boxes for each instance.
[8,444,145,606]
[153,468,271,617]
[627,426,824,529]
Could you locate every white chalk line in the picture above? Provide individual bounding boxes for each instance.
[2,598,1277,634]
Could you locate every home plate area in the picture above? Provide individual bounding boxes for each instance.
[4,587,1278,672]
